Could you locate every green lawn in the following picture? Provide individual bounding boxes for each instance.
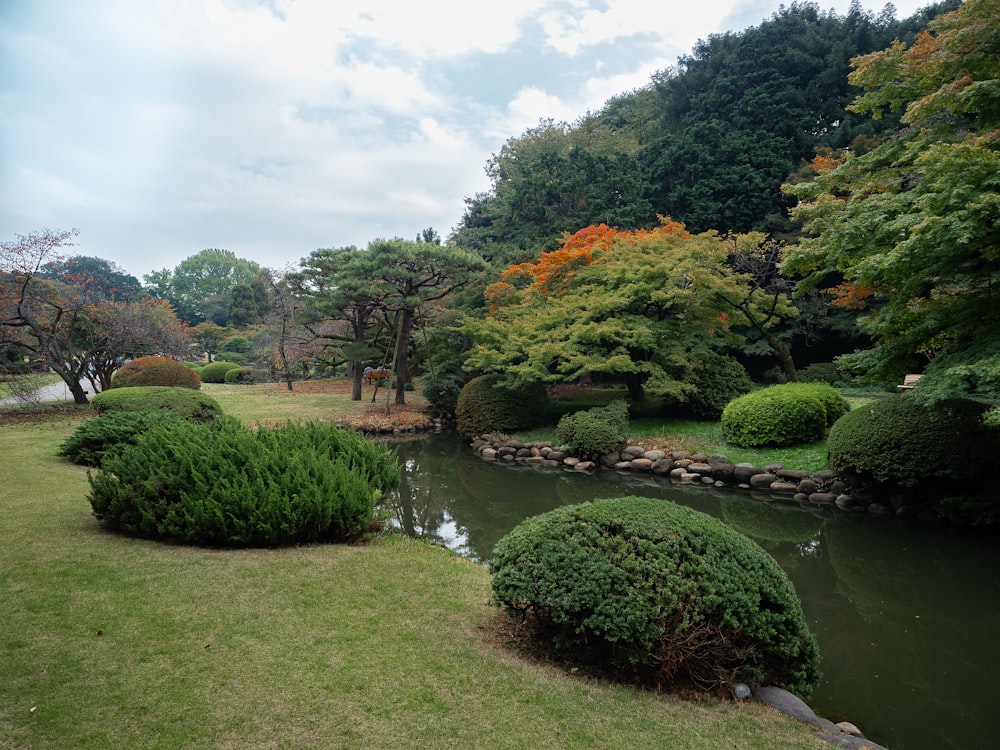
[0,397,826,749]
[518,390,883,473]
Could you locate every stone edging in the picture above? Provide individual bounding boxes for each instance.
[751,687,888,749]
[469,435,925,522]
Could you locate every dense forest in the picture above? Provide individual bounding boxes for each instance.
[451,1,961,264]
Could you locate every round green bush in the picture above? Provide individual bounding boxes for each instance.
[223,366,257,384]
[784,382,849,427]
[422,372,464,418]
[686,353,754,419]
[490,497,820,697]
[455,374,548,437]
[92,386,223,422]
[111,356,201,389]
[87,417,400,547]
[721,382,848,448]
[199,361,242,383]
[556,400,629,459]
[827,394,999,522]
[58,411,185,467]
[219,336,253,356]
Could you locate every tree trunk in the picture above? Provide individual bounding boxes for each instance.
[394,308,415,405]
[763,329,799,382]
[624,372,645,403]
[351,363,363,401]
[67,378,89,405]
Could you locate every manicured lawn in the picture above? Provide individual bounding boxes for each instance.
[519,389,883,472]
[0,392,825,749]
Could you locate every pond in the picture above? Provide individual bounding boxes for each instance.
[384,432,1000,750]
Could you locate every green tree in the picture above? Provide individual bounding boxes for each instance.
[144,249,263,325]
[190,322,227,362]
[640,1,958,237]
[463,222,770,403]
[367,240,488,405]
[783,0,1000,403]
[289,247,386,401]
[228,282,260,328]
[451,118,653,266]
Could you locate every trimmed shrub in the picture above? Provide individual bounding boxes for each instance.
[798,361,843,385]
[111,356,201,389]
[686,353,754,419]
[224,366,257,384]
[422,372,465,418]
[827,394,1000,523]
[490,497,820,698]
[721,382,848,448]
[87,417,400,547]
[455,374,549,437]
[786,382,849,427]
[92,386,223,422]
[58,411,185,467]
[199,361,242,383]
[219,336,253,356]
[556,400,629,460]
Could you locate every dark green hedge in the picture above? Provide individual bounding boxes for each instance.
[681,353,754,419]
[92,386,223,422]
[199,361,242,383]
[490,496,820,698]
[223,366,257,384]
[58,411,185,467]
[827,394,1000,523]
[455,374,548,437]
[87,417,400,547]
[111,356,201,389]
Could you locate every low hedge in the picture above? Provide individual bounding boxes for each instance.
[87,417,400,547]
[721,382,848,448]
[556,400,629,460]
[677,353,754,419]
[111,356,201,389]
[224,366,257,384]
[490,497,820,698]
[92,386,223,422]
[455,374,548,437]
[199,361,242,383]
[827,394,1000,523]
[58,411,185,467]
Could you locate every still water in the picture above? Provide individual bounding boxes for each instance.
[384,432,1000,750]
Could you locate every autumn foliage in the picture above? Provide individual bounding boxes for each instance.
[487,218,690,311]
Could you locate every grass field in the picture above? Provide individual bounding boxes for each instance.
[0,385,827,749]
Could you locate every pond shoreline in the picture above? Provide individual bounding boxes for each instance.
[468,433,976,529]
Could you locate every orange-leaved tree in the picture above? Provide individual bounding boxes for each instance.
[466,219,773,402]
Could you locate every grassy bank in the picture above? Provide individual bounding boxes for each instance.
[0,390,826,749]
[515,389,883,472]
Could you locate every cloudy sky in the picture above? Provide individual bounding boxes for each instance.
[1,0,931,280]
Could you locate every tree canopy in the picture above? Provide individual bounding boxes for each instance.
[144,248,264,325]
[450,2,959,261]
[783,0,1000,403]
[2,229,189,403]
[464,221,787,403]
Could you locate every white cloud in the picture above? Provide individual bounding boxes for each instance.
[0,0,936,277]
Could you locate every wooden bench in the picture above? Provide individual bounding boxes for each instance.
[363,368,392,385]
[897,374,923,390]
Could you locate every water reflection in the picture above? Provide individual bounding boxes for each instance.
[382,432,1000,750]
